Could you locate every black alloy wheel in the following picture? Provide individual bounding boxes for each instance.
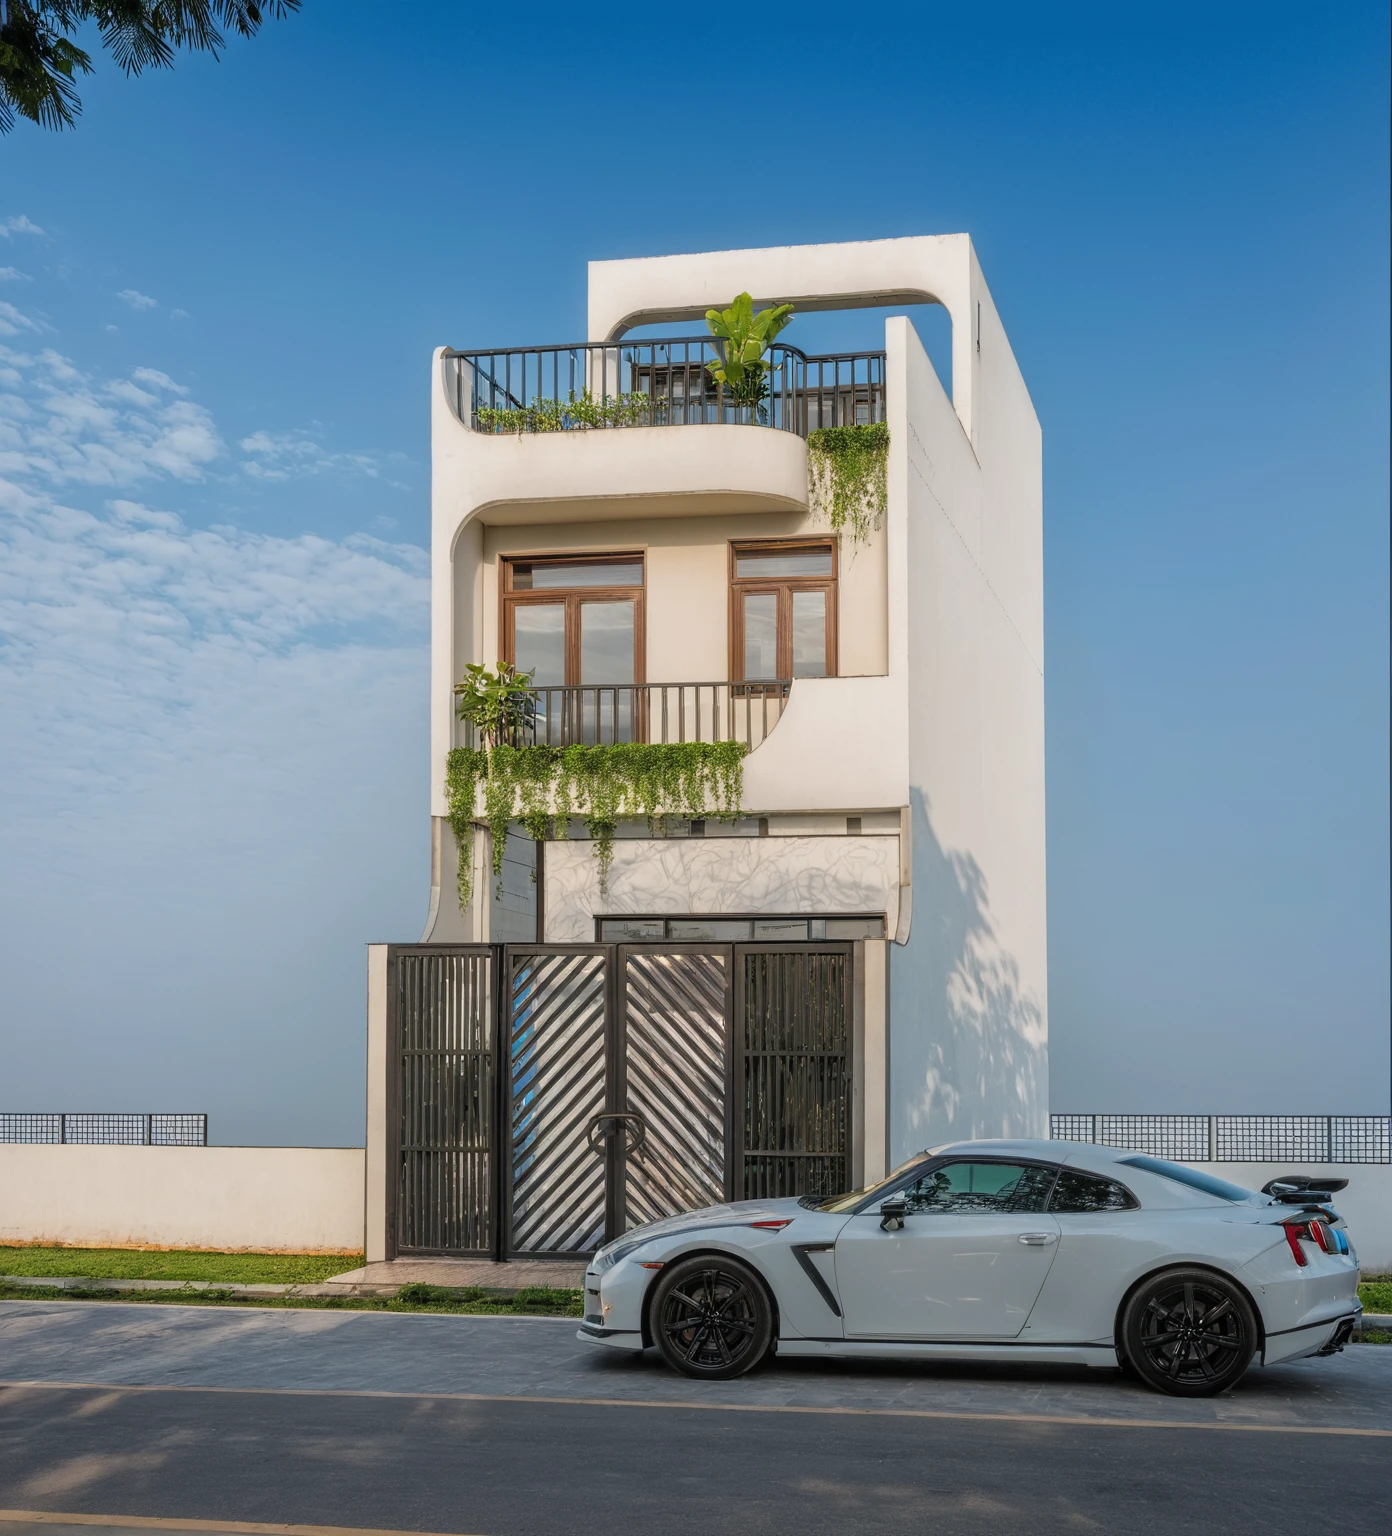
[651,1255,775,1380]
[1121,1267,1257,1397]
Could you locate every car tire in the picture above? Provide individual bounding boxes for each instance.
[1121,1267,1258,1397]
[651,1255,775,1380]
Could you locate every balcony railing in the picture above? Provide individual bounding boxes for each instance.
[443,338,885,437]
[460,681,792,750]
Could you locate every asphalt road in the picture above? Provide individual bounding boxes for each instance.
[0,1300,1388,1536]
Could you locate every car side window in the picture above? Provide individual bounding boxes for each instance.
[897,1161,1055,1215]
[1049,1169,1139,1213]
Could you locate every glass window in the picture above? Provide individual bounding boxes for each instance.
[1118,1156,1255,1203]
[730,542,836,682]
[791,589,827,677]
[502,555,645,732]
[599,919,665,941]
[579,601,635,684]
[668,919,753,941]
[511,560,643,590]
[512,603,566,685]
[752,919,810,940]
[741,593,779,680]
[898,1161,1055,1215]
[735,549,834,579]
[825,917,886,940]
[1049,1169,1139,1213]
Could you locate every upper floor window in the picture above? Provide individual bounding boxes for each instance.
[730,540,837,682]
[502,554,645,686]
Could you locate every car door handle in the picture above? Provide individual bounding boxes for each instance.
[1018,1233,1057,1245]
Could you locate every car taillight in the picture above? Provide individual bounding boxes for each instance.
[1283,1217,1337,1265]
[1282,1222,1309,1266]
[748,1219,792,1230]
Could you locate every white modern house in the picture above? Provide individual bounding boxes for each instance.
[364,235,1048,1261]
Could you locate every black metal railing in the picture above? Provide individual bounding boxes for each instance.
[461,680,793,750]
[1051,1114,1391,1164]
[0,1112,209,1145]
[443,338,885,438]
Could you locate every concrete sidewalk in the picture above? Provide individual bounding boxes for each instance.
[325,1256,587,1288]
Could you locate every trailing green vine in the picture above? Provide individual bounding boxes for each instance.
[445,740,748,909]
[807,422,889,543]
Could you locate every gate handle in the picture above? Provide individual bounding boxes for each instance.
[587,1112,647,1158]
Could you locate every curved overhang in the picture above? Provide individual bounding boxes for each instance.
[439,416,810,534]
[587,233,980,443]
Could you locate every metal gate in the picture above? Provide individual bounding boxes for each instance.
[389,941,852,1258]
[390,946,496,1256]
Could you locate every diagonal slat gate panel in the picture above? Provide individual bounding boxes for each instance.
[623,950,729,1228]
[508,950,608,1255]
[396,948,494,1254]
[739,946,851,1202]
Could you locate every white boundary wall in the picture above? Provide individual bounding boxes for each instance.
[0,1146,364,1253]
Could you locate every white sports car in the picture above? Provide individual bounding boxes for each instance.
[578,1139,1362,1396]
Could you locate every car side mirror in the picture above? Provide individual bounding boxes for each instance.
[879,1197,908,1232]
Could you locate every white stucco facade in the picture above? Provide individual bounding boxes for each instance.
[424,235,1047,1162]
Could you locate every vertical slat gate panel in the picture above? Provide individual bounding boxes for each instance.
[395,947,494,1254]
[737,946,852,1201]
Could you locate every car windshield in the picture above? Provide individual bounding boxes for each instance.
[805,1154,932,1213]
[1118,1155,1256,1203]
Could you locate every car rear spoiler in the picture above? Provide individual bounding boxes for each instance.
[1261,1174,1350,1204]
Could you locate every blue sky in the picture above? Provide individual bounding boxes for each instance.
[1,2,1387,1142]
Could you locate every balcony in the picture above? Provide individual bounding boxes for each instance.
[459,681,792,750]
[443,339,885,437]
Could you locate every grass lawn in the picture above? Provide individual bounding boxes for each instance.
[1359,1279,1392,1313]
[0,1246,362,1284]
[0,1281,582,1317]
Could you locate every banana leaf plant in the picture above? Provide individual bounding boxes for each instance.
[453,662,536,748]
[704,292,795,412]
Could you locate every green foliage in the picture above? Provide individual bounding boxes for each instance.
[453,662,536,749]
[0,2,299,134]
[704,292,795,410]
[1359,1279,1392,1313]
[807,422,890,542]
[476,389,657,434]
[445,740,748,907]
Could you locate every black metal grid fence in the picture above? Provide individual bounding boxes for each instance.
[0,1113,208,1145]
[1051,1114,1389,1164]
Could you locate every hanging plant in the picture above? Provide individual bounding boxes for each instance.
[445,740,748,909]
[807,422,889,543]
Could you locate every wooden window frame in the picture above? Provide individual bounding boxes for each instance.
[500,553,646,685]
[728,539,838,682]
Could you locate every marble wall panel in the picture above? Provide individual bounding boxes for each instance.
[543,835,900,942]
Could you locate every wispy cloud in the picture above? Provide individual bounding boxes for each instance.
[0,340,223,484]
[238,427,387,483]
[0,301,43,336]
[0,267,30,283]
[117,289,159,311]
[0,215,44,239]
[0,328,428,833]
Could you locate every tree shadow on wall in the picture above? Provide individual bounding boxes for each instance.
[891,786,1047,1158]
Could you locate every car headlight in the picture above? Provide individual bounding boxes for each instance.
[590,1235,653,1274]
